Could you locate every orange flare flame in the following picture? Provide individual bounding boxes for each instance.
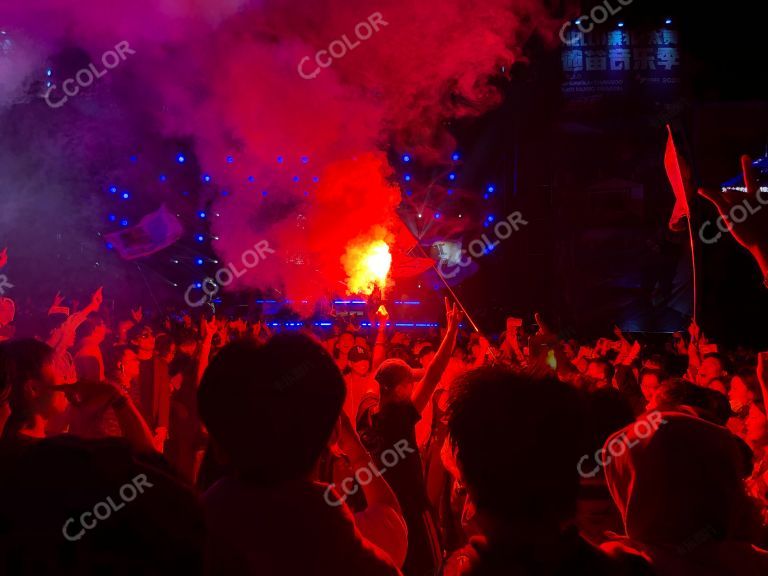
[342,228,393,295]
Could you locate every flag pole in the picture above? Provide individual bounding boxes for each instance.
[686,209,699,325]
[665,123,698,324]
[397,216,497,362]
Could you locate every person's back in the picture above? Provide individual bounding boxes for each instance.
[602,412,768,576]
[445,367,653,576]
[197,334,401,576]
[203,474,399,575]
[358,358,445,576]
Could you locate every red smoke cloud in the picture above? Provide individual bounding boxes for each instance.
[0,0,555,304]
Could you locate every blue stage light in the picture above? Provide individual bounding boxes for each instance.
[665,18,672,24]
[176,153,186,164]
[404,174,411,182]
[452,152,460,161]
[301,156,309,164]
[435,212,441,219]
[106,242,114,250]
[448,172,456,181]
[196,258,204,266]
[159,174,167,182]
[402,154,411,163]
[121,192,129,199]
[198,211,206,219]
[617,22,624,27]
[277,156,284,163]
[108,214,116,222]
[120,219,129,227]
[202,174,211,182]
[487,184,495,193]
[226,156,234,163]
[196,234,204,242]
[108,185,117,194]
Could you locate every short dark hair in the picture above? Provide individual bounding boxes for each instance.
[1,435,204,574]
[656,378,732,425]
[105,344,136,378]
[448,367,586,524]
[198,334,345,485]
[417,345,435,360]
[0,339,55,438]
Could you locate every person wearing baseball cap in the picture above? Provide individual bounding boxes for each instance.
[342,307,390,422]
[343,344,377,422]
[358,298,462,576]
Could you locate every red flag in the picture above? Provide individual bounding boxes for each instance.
[105,204,183,260]
[665,124,693,232]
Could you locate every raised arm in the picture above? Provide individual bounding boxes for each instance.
[196,316,216,385]
[336,410,402,516]
[371,306,389,371]
[699,155,768,284]
[55,288,103,353]
[686,321,703,380]
[111,391,157,453]
[412,298,462,414]
[73,381,156,453]
[500,318,525,366]
[757,352,768,416]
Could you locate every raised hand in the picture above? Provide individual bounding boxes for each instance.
[201,315,217,339]
[52,291,65,308]
[90,287,104,309]
[375,304,389,325]
[688,320,700,343]
[534,312,554,337]
[216,318,230,343]
[699,155,768,276]
[230,317,246,332]
[0,247,7,269]
[131,306,143,324]
[444,297,463,330]
[506,317,522,334]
